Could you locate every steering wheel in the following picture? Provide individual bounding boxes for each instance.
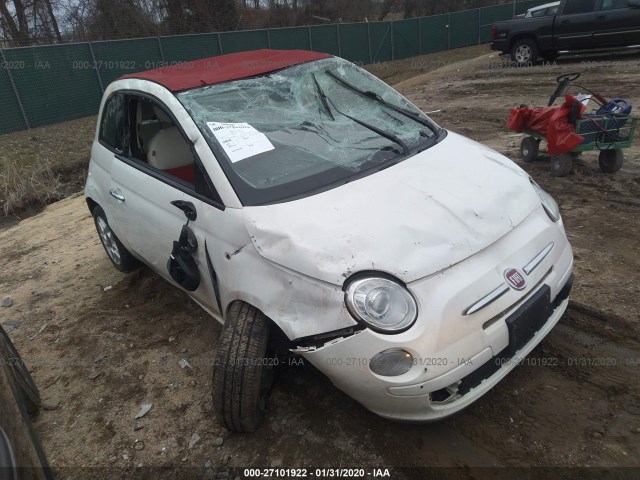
[556,72,581,83]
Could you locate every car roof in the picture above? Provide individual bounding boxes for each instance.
[119,49,332,92]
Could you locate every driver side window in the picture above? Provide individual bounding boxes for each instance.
[127,97,196,186]
[562,0,597,14]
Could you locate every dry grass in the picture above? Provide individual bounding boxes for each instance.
[0,115,95,221]
[0,159,63,216]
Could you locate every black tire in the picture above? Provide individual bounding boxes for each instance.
[511,38,539,65]
[212,301,274,433]
[550,154,574,177]
[599,149,624,173]
[92,205,140,273]
[520,137,539,163]
[541,51,559,62]
[0,327,41,414]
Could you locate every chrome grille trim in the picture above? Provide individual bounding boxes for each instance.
[464,283,509,316]
[524,242,554,276]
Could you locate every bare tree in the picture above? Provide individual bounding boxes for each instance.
[0,0,31,45]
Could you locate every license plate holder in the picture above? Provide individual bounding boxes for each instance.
[505,285,551,355]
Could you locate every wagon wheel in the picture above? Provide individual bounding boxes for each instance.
[520,137,539,163]
[599,149,624,173]
[550,154,573,177]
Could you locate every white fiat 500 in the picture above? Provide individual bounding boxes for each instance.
[85,49,573,432]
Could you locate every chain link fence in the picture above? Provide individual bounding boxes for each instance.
[0,0,545,135]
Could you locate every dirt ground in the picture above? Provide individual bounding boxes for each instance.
[1,46,640,478]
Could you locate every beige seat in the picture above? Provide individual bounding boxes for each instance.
[146,126,193,171]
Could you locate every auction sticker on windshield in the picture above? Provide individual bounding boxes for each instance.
[206,121,275,162]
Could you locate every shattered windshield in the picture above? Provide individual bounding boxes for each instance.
[178,57,444,205]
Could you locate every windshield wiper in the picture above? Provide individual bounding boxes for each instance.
[311,73,409,156]
[325,70,440,137]
[311,73,335,121]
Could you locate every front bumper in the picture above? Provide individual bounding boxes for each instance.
[300,207,574,421]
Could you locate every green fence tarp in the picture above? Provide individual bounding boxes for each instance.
[0,65,27,133]
[309,25,340,56]
[369,21,393,63]
[339,23,370,64]
[4,43,102,129]
[420,14,449,54]
[220,29,269,54]
[450,9,480,49]
[269,27,311,50]
[92,37,163,86]
[393,18,420,59]
[160,33,221,62]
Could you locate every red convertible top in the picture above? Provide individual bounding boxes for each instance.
[119,49,331,92]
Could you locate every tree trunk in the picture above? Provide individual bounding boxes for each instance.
[43,0,62,42]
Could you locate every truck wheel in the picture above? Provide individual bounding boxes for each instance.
[599,149,624,173]
[511,39,539,65]
[1,327,41,414]
[550,154,573,177]
[212,301,274,433]
[520,137,539,163]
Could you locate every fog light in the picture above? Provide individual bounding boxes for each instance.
[370,349,413,377]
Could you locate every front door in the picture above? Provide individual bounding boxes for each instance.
[555,0,598,49]
[107,94,226,317]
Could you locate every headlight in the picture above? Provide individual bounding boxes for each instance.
[344,276,418,333]
[530,179,560,222]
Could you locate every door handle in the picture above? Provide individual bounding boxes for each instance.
[597,15,606,20]
[109,189,125,202]
[561,19,570,24]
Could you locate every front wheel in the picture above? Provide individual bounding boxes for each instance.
[550,154,574,177]
[92,205,140,273]
[511,39,539,65]
[599,149,624,173]
[212,302,274,432]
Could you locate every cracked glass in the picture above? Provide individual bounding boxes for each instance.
[178,57,443,205]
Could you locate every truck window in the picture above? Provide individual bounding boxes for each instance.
[600,0,627,10]
[562,0,596,14]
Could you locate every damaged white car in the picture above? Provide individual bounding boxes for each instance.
[84,49,574,432]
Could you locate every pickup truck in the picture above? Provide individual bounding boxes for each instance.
[491,0,640,64]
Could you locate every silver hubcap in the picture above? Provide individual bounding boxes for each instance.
[96,216,121,265]
[523,146,530,156]
[515,45,532,63]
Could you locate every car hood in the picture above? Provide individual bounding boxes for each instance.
[242,132,540,286]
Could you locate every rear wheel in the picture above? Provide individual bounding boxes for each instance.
[520,137,539,163]
[1,327,41,413]
[511,39,539,65]
[212,302,274,432]
[599,149,624,173]
[92,205,140,273]
[550,154,574,177]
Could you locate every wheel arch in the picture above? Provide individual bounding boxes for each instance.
[509,34,539,51]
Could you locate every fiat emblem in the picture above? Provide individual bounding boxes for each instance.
[505,268,526,291]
